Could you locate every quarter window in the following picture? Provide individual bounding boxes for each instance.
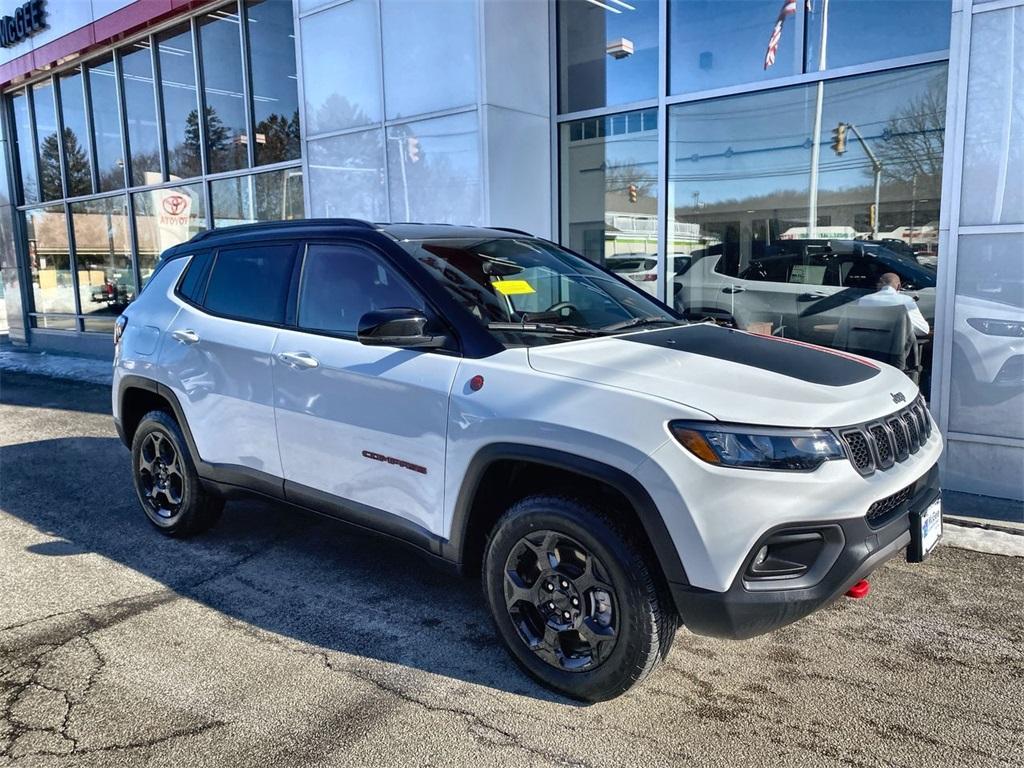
[177,252,214,303]
[298,245,425,335]
[204,244,295,323]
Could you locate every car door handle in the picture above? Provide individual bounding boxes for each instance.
[276,351,320,369]
[171,329,200,345]
[722,286,745,294]
[797,292,829,301]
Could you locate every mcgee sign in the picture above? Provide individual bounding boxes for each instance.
[0,0,46,48]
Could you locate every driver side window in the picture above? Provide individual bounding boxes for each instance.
[298,244,426,336]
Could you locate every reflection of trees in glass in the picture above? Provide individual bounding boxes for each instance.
[315,94,371,136]
[61,129,92,196]
[196,105,245,172]
[255,168,303,220]
[256,110,301,165]
[873,73,946,198]
[39,132,64,200]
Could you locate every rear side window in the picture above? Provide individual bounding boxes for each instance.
[177,252,213,304]
[204,244,295,324]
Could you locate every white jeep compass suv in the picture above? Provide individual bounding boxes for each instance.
[113,220,943,701]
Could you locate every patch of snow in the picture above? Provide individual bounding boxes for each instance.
[941,523,1024,558]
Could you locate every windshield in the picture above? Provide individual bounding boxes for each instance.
[399,237,680,346]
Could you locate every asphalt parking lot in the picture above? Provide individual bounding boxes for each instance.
[1,371,1022,768]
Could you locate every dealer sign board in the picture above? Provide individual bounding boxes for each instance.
[0,0,46,48]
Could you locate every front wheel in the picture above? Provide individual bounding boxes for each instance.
[483,495,677,701]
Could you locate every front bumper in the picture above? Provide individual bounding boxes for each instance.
[671,463,940,640]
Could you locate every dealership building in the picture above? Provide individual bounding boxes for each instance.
[0,0,1020,517]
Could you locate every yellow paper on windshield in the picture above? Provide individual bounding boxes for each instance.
[493,280,535,296]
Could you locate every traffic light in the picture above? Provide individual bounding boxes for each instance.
[868,203,877,231]
[406,136,421,163]
[830,122,848,155]
[628,183,638,203]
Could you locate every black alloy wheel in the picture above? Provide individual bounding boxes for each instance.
[137,430,185,519]
[503,530,618,671]
[131,410,223,536]
[484,495,676,701]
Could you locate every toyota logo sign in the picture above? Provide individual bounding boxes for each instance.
[162,195,188,216]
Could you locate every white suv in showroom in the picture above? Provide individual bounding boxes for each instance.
[113,221,942,701]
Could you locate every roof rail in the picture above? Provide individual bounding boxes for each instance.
[489,226,533,236]
[189,218,377,242]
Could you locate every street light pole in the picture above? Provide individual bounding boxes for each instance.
[807,0,830,239]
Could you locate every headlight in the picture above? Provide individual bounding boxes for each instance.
[669,421,846,471]
[966,318,1024,338]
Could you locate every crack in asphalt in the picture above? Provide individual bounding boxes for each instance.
[0,534,288,764]
[342,667,598,768]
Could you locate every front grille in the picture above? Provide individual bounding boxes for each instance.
[842,429,874,473]
[870,424,895,469]
[901,410,921,453]
[837,397,933,477]
[867,482,914,526]
[887,416,909,461]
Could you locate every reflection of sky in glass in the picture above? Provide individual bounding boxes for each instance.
[562,0,949,113]
[670,0,799,94]
[560,0,658,112]
[806,0,951,70]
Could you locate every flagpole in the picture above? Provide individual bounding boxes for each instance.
[807,0,829,239]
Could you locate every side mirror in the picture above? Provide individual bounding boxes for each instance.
[357,308,447,349]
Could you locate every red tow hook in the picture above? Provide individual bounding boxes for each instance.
[846,579,871,599]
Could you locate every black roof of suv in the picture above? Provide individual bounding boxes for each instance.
[163,220,534,260]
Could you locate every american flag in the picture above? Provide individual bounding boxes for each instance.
[764,0,813,70]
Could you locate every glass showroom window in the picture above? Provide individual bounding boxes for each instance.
[132,183,208,283]
[58,68,94,198]
[669,0,801,94]
[25,204,76,328]
[10,89,38,205]
[157,23,202,181]
[198,5,249,173]
[5,1,303,335]
[70,196,134,332]
[32,81,62,202]
[560,108,659,294]
[212,167,304,227]
[949,234,1024,443]
[246,0,301,165]
[121,41,161,186]
[805,0,950,72]
[87,55,126,192]
[558,0,658,113]
[667,63,946,389]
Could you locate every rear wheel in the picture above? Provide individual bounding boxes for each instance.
[131,410,223,536]
[484,495,676,701]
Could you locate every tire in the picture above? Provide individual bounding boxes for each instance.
[483,494,677,702]
[131,410,223,537]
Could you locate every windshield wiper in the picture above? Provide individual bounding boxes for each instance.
[486,322,604,337]
[599,317,681,333]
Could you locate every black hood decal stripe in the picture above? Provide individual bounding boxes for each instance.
[622,324,881,386]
